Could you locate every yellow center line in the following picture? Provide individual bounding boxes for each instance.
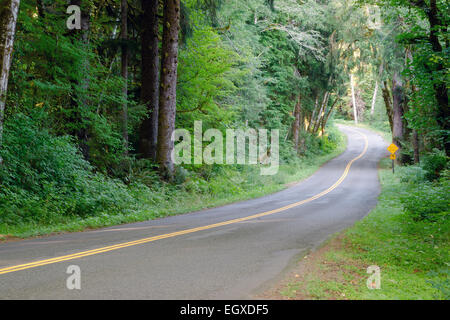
[0,128,369,276]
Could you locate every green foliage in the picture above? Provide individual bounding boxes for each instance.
[2,0,445,244]
[177,26,240,128]
[398,165,427,184]
[0,124,346,237]
[0,113,139,226]
[399,182,449,222]
[398,161,449,222]
[1,0,357,233]
[347,163,449,298]
[427,268,450,300]
[7,0,145,177]
[0,113,90,194]
[320,128,342,153]
[421,149,448,181]
[361,0,450,152]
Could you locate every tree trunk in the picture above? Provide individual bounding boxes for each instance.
[350,74,358,124]
[412,130,420,164]
[157,0,180,180]
[308,95,319,133]
[36,0,45,17]
[321,97,339,135]
[139,0,159,160]
[407,52,420,165]
[392,72,405,163]
[0,0,20,166]
[292,95,301,152]
[306,111,312,132]
[382,81,393,133]
[68,0,91,160]
[409,0,450,154]
[370,81,378,115]
[313,92,329,134]
[427,0,449,155]
[121,0,128,155]
[371,64,383,115]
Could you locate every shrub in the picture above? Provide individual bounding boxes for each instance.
[421,149,448,181]
[398,165,427,184]
[0,113,91,194]
[0,114,140,226]
[400,181,449,222]
[427,268,450,299]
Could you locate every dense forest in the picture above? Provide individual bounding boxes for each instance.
[0,0,448,234]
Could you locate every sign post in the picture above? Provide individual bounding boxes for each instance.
[390,153,396,173]
[387,144,399,174]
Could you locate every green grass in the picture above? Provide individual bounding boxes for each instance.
[280,283,302,298]
[0,128,347,239]
[280,157,449,300]
[277,120,449,300]
[340,159,449,299]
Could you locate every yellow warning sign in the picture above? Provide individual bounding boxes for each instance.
[387,143,399,154]
[390,154,396,160]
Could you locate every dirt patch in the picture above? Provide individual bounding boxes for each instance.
[284,181,300,188]
[0,234,25,243]
[0,231,71,243]
[257,233,366,300]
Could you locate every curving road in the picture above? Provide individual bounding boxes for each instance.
[0,125,388,299]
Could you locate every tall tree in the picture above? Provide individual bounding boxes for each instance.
[378,0,449,154]
[121,0,129,155]
[370,64,383,115]
[381,80,394,133]
[139,0,159,160]
[292,95,301,151]
[410,0,448,155]
[350,74,358,124]
[392,71,406,162]
[0,0,20,165]
[157,0,180,179]
[69,0,91,160]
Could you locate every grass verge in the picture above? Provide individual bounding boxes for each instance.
[271,158,449,300]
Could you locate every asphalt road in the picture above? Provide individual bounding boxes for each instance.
[0,125,388,299]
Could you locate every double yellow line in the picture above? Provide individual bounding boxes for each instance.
[0,129,368,276]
